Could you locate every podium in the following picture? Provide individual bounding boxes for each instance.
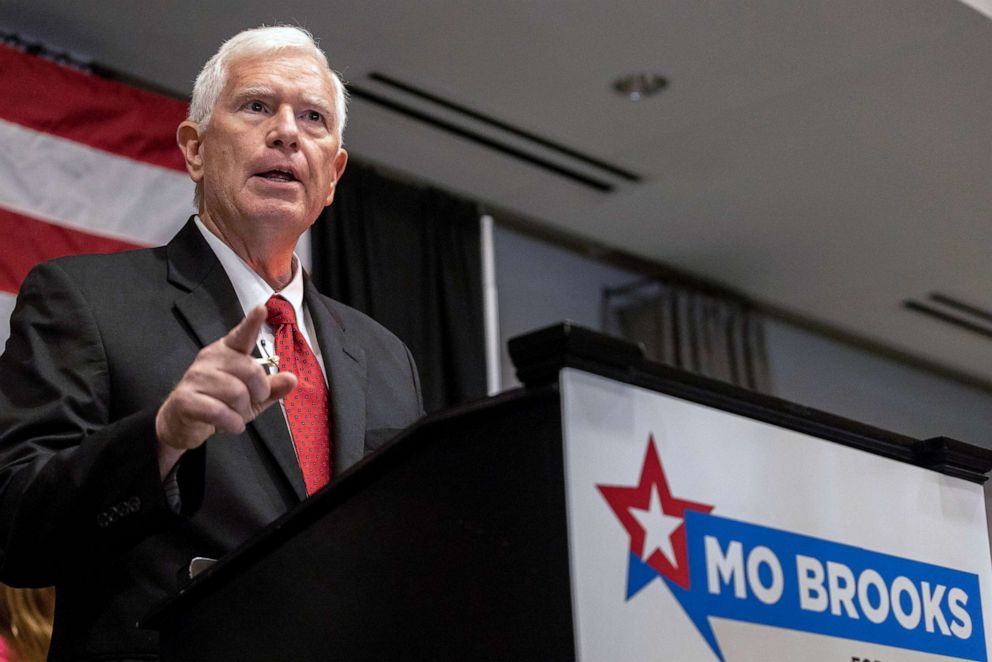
[144,323,992,661]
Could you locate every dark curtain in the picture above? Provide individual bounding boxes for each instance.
[603,280,771,392]
[310,161,486,413]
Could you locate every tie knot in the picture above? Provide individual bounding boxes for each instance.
[265,295,296,327]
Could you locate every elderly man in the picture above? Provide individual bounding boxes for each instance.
[0,26,422,660]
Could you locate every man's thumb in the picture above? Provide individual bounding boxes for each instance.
[267,372,298,403]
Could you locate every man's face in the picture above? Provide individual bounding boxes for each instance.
[188,50,347,239]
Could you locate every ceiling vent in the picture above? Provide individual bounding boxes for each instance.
[346,72,641,193]
[903,293,992,340]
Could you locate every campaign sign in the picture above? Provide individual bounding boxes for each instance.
[560,369,992,662]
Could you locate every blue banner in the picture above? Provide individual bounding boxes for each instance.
[643,512,987,661]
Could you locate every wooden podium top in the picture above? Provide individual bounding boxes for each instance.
[510,322,992,483]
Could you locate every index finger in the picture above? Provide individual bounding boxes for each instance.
[223,304,267,355]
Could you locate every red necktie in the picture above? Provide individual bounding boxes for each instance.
[265,295,331,495]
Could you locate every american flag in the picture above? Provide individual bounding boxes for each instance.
[0,43,193,348]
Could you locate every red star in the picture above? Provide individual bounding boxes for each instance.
[597,435,713,590]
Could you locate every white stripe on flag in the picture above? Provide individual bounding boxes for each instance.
[0,291,15,353]
[0,119,194,246]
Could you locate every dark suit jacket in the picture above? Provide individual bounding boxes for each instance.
[0,219,424,660]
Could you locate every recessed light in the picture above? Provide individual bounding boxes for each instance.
[612,73,668,101]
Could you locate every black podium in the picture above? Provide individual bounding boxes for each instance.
[143,323,992,661]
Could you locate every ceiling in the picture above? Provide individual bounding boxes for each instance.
[2,0,991,384]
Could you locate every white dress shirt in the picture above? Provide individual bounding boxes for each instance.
[193,217,327,383]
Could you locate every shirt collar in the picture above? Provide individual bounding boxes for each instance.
[194,216,305,318]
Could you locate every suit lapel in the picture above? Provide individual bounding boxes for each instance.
[167,219,308,500]
[304,279,367,478]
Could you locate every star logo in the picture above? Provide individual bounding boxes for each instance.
[597,435,713,593]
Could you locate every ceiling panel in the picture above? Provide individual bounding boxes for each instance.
[2,0,990,381]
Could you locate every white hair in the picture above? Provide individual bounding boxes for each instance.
[187,25,348,208]
[189,25,347,135]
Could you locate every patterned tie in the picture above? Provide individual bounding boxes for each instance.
[265,295,331,495]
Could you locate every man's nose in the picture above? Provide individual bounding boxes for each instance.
[266,106,299,150]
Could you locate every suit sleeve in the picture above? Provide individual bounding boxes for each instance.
[0,262,172,587]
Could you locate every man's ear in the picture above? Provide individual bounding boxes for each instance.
[177,121,205,183]
[323,148,349,206]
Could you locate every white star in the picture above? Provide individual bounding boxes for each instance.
[631,484,683,567]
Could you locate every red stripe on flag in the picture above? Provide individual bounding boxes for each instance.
[0,207,145,294]
[0,44,188,172]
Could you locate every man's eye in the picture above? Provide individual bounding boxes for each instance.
[247,101,265,112]
[305,110,323,122]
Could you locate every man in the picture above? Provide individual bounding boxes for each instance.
[0,26,423,659]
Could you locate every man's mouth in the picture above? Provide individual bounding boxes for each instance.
[256,169,298,183]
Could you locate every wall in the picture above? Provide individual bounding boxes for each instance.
[493,224,639,389]
[764,318,992,448]
[494,224,992,449]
